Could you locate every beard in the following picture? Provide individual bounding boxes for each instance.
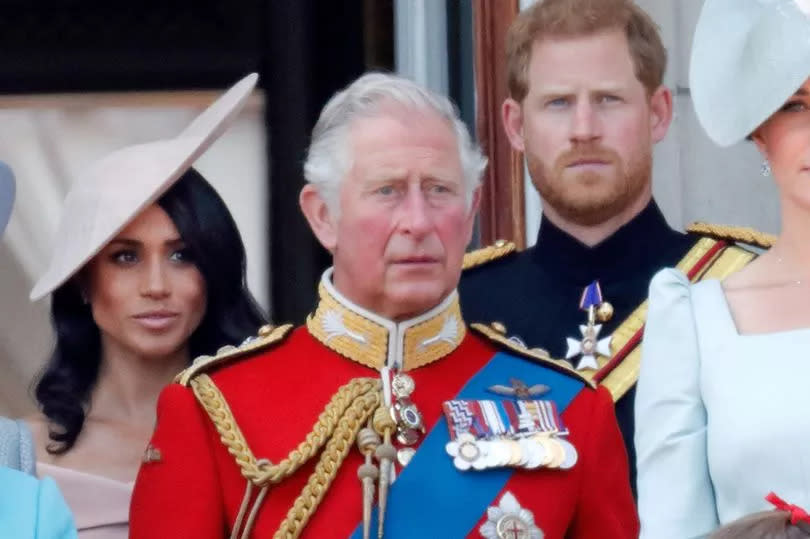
[527,142,651,227]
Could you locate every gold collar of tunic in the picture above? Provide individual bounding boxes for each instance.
[306,268,466,371]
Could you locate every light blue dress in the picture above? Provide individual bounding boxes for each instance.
[635,268,810,539]
[0,467,77,538]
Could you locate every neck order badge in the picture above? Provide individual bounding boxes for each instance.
[566,281,613,371]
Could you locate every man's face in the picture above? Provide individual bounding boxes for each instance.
[503,29,669,227]
[310,106,478,321]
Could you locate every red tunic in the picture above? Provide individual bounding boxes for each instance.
[130,327,637,538]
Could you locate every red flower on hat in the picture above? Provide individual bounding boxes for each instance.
[766,492,810,525]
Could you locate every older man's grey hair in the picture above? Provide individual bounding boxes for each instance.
[303,73,488,213]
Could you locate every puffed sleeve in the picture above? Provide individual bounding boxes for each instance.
[35,476,78,539]
[635,268,718,538]
[129,383,225,538]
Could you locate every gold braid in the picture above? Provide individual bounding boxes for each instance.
[191,374,381,486]
[461,240,517,270]
[687,222,776,249]
[273,387,381,538]
[191,374,261,481]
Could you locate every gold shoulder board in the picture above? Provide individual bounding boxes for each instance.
[176,323,294,386]
[594,236,757,402]
[462,240,517,270]
[687,222,775,249]
[470,322,595,389]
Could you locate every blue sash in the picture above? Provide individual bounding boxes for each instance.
[350,351,584,538]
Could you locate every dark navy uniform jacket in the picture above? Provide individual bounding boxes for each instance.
[459,201,694,495]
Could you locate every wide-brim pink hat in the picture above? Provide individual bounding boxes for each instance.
[30,73,258,301]
[0,160,14,237]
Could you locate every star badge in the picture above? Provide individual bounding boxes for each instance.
[565,280,613,371]
[479,491,543,539]
[566,324,612,371]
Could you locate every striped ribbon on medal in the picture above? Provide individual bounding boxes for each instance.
[442,399,565,441]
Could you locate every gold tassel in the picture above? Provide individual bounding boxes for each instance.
[357,427,381,539]
[373,406,397,539]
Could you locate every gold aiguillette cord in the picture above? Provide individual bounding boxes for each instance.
[356,425,381,539]
[373,406,397,539]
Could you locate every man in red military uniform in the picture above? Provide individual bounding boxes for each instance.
[130,73,638,538]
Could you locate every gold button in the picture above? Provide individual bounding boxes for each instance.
[597,302,614,323]
[192,355,211,365]
[491,321,507,334]
[258,324,275,337]
[494,239,507,248]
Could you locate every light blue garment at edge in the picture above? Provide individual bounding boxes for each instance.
[0,467,77,539]
[635,268,810,539]
[0,417,36,474]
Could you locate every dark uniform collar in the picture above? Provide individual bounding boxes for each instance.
[531,201,677,285]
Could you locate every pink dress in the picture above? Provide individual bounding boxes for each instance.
[37,462,131,538]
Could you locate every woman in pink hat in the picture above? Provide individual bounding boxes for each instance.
[1,74,268,538]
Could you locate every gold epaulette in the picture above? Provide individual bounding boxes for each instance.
[175,323,294,386]
[687,222,776,249]
[470,322,596,389]
[462,239,517,270]
[592,236,757,402]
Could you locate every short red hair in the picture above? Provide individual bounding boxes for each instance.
[506,0,667,100]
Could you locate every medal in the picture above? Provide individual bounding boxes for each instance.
[557,437,578,470]
[442,397,578,472]
[445,433,489,471]
[389,372,426,446]
[519,438,546,469]
[505,440,523,467]
[566,280,613,371]
[485,440,512,468]
[544,437,566,469]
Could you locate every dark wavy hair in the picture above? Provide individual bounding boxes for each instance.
[34,167,268,454]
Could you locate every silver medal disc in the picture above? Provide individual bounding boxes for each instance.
[397,447,416,467]
[485,440,511,468]
[557,438,579,469]
[520,438,546,469]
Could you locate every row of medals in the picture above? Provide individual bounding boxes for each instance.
[388,373,579,471]
[455,431,578,471]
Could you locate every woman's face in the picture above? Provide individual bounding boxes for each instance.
[754,78,810,206]
[84,204,207,361]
